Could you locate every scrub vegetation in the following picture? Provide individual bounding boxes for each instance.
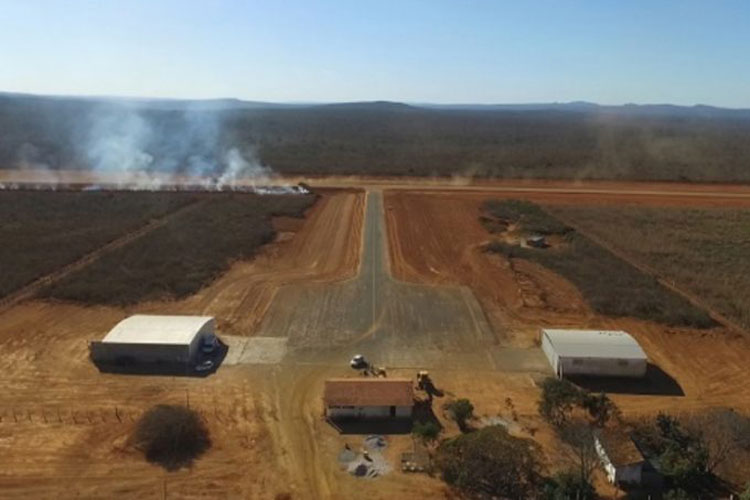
[132,404,211,471]
[0,190,195,298]
[42,193,316,305]
[483,200,715,327]
[4,94,750,182]
[549,205,750,330]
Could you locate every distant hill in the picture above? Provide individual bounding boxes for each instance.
[1,91,750,182]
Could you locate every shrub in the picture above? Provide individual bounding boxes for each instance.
[538,378,583,427]
[132,404,211,471]
[446,399,474,432]
[635,413,712,494]
[412,420,441,443]
[541,471,595,500]
[435,425,542,498]
[581,392,619,427]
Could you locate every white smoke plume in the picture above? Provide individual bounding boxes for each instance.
[3,102,296,193]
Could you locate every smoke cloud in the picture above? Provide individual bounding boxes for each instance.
[5,101,296,192]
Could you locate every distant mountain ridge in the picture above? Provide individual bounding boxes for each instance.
[1,91,748,118]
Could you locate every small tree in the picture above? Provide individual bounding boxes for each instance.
[684,408,750,474]
[436,425,542,498]
[581,392,619,427]
[132,404,211,471]
[664,489,692,500]
[538,377,582,427]
[446,399,474,432]
[645,413,711,493]
[560,421,599,487]
[412,420,441,443]
[541,471,595,500]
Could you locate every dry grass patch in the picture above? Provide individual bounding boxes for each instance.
[550,205,750,329]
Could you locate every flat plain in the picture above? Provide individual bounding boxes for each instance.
[2,176,750,498]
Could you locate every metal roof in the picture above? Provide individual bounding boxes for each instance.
[102,315,214,345]
[542,329,647,360]
[324,378,414,407]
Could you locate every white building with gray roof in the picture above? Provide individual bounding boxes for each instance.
[91,315,216,368]
[540,329,648,378]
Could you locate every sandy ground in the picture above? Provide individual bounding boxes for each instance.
[2,177,750,498]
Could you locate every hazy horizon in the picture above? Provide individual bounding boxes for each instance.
[2,1,749,107]
[3,89,750,110]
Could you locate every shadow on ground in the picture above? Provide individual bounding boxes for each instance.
[568,363,684,396]
[92,341,228,378]
[327,418,414,435]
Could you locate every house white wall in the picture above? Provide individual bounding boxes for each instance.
[595,436,644,485]
[327,405,413,419]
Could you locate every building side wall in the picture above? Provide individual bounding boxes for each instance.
[595,437,617,483]
[395,406,412,418]
[327,405,413,419]
[559,356,647,377]
[615,464,643,485]
[540,331,559,375]
[90,341,191,365]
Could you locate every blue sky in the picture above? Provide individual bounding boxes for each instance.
[1,0,748,106]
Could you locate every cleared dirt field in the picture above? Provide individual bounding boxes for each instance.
[3,179,750,498]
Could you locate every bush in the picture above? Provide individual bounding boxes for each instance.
[581,392,619,427]
[542,471,595,500]
[538,378,583,427]
[132,404,211,471]
[446,399,474,432]
[635,413,712,495]
[436,425,542,498]
[412,420,441,443]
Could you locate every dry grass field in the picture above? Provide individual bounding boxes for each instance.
[482,200,715,328]
[549,204,750,331]
[0,191,195,298]
[2,179,750,498]
[41,193,316,305]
